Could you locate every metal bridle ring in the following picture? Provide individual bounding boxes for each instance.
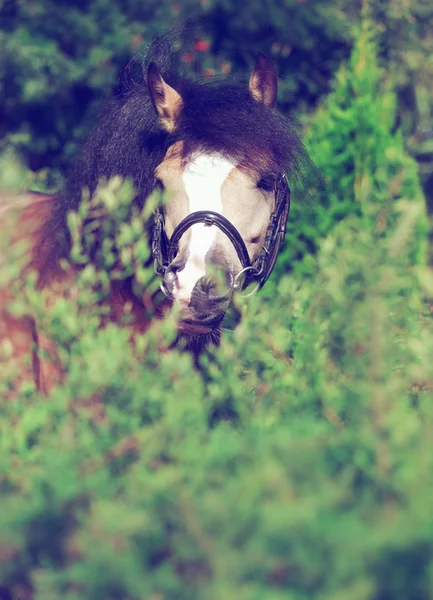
[233,266,261,298]
[159,279,174,298]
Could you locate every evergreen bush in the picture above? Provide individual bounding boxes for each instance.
[0,18,432,600]
[276,19,428,282]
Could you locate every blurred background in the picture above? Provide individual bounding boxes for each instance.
[0,0,432,208]
[1,4,433,599]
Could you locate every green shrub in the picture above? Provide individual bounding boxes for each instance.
[1,178,432,600]
[0,18,432,600]
[277,19,428,281]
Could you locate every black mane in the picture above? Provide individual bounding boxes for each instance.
[39,24,317,276]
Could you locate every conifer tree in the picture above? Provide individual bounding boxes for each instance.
[279,17,428,277]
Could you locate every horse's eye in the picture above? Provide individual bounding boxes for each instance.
[257,175,276,192]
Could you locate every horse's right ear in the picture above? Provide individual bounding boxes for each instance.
[147,63,183,132]
[249,52,278,108]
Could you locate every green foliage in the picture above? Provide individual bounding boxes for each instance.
[0,145,60,193]
[1,17,432,600]
[1,183,432,600]
[367,0,433,203]
[278,19,428,280]
[0,0,181,169]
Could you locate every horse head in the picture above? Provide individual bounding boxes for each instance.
[147,54,291,338]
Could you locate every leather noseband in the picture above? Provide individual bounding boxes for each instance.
[152,173,291,296]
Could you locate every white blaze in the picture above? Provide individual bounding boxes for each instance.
[175,153,235,301]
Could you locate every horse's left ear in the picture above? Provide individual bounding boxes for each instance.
[249,52,278,108]
[147,62,183,132]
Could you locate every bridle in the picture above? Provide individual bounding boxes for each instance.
[152,173,291,297]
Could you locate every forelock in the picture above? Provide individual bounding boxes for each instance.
[172,81,304,176]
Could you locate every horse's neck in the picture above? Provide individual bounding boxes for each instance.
[0,192,58,280]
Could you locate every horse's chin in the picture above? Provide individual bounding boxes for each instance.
[177,321,214,336]
[178,312,226,334]
[177,326,222,356]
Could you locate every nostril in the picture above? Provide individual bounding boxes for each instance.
[200,276,214,295]
[196,275,231,301]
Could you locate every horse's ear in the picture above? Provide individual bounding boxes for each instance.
[249,52,278,108]
[147,63,183,132]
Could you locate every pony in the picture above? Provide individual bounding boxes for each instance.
[0,25,316,394]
